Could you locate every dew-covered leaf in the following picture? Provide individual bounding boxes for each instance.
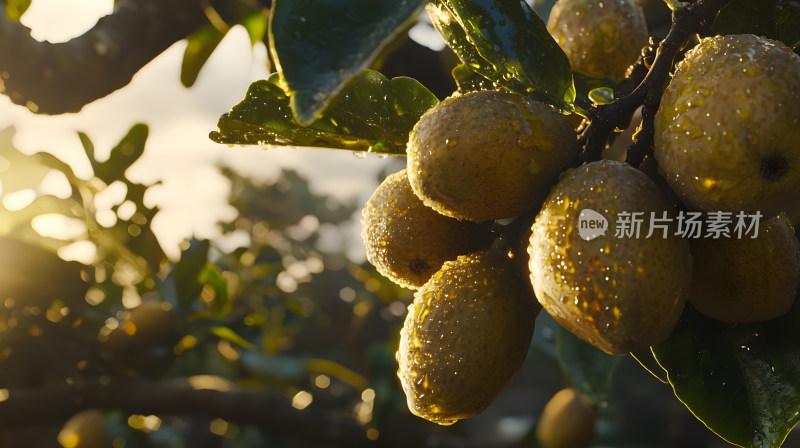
[210,70,438,155]
[427,0,575,110]
[270,0,425,124]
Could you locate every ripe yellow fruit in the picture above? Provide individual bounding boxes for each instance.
[654,34,800,218]
[528,160,691,354]
[397,249,539,425]
[406,90,578,223]
[689,214,800,322]
[536,388,596,448]
[547,0,648,80]
[361,169,491,289]
[58,410,111,448]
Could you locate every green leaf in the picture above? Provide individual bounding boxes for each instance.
[710,0,800,49]
[199,264,231,319]
[4,0,31,21]
[652,301,800,448]
[242,11,269,46]
[93,124,149,185]
[556,327,622,404]
[631,349,668,384]
[172,239,211,310]
[211,326,257,351]
[210,70,438,155]
[181,23,230,88]
[451,64,495,94]
[427,0,575,111]
[269,0,425,124]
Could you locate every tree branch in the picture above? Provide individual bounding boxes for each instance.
[0,377,491,448]
[576,0,733,166]
[0,0,210,114]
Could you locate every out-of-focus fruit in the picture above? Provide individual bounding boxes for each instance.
[537,388,597,448]
[58,409,111,448]
[689,214,800,322]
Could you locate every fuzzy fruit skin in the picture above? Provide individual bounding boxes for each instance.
[361,169,491,289]
[654,34,800,218]
[528,160,691,354]
[536,388,596,448]
[689,214,800,323]
[397,250,540,425]
[547,0,648,81]
[407,90,577,223]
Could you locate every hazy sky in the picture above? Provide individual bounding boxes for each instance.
[0,1,399,260]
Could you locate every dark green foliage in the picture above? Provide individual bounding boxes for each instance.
[270,0,425,124]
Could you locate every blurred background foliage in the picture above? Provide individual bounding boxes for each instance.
[0,122,777,447]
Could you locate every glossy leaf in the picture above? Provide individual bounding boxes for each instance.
[556,327,622,404]
[631,349,668,384]
[210,70,438,155]
[270,0,425,124]
[427,0,575,111]
[451,64,494,93]
[652,301,800,448]
[181,23,230,88]
[710,0,800,49]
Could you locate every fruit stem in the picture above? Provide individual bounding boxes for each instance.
[575,0,733,167]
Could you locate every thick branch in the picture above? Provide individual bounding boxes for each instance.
[0,378,484,448]
[0,0,209,114]
[576,0,733,166]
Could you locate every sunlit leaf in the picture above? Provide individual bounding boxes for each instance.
[631,349,668,384]
[211,326,257,351]
[91,124,149,185]
[181,23,230,87]
[242,11,269,46]
[270,0,425,124]
[210,70,438,155]
[4,0,31,21]
[427,0,575,110]
[451,64,494,93]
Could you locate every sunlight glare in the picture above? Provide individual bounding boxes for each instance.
[20,0,114,43]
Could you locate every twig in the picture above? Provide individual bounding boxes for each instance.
[0,0,209,114]
[576,0,733,166]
